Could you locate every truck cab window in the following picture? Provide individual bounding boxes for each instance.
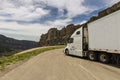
[68,38,73,43]
[76,31,80,35]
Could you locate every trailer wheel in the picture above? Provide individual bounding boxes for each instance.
[99,53,110,63]
[88,52,97,61]
[65,49,69,55]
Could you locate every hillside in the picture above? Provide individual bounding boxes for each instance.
[0,34,38,56]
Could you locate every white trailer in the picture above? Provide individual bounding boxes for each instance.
[88,9,120,54]
[64,9,120,65]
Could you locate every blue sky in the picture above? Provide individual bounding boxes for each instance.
[0,0,119,41]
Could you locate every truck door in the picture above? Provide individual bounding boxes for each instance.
[73,29,83,57]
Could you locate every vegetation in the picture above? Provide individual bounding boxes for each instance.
[0,46,65,70]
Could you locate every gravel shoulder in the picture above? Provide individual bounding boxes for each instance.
[0,49,120,80]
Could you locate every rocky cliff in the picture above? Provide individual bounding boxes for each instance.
[39,24,81,46]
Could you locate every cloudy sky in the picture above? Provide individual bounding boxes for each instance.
[0,0,119,41]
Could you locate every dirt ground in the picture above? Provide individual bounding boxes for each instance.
[0,49,120,80]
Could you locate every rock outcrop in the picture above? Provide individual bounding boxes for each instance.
[39,24,81,46]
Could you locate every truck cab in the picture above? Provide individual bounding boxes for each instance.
[64,27,85,57]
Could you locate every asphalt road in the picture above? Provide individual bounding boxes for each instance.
[0,49,120,80]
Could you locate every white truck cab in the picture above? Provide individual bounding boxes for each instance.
[64,4,120,65]
[64,27,84,57]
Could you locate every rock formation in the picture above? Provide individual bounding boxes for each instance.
[39,24,81,46]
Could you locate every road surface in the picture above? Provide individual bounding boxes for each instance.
[0,49,120,80]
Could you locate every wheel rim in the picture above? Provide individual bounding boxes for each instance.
[100,54,107,62]
[89,53,95,60]
[65,50,69,55]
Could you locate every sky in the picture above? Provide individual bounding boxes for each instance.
[0,0,119,41]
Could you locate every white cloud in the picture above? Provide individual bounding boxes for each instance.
[0,21,51,41]
[104,0,120,6]
[40,0,93,18]
[0,0,119,22]
[0,18,72,41]
[0,0,49,22]
[0,0,119,41]
[47,19,72,27]
[80,20,87,25]
[0,6,49,21]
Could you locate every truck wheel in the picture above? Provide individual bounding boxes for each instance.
[99,53,110,63]
[65,49,69,55]
[88,52,97,61]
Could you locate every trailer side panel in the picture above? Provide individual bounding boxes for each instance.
[88,10,120,54]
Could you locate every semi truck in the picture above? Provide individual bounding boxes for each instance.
[64,9,120,65]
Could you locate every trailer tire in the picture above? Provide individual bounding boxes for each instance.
[99,53,110,63]
[88,52,97,61]
[65,49,69,55]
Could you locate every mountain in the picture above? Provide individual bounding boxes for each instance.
[38,2,120,47]
[38,24,82,46]
[0,34,38,56]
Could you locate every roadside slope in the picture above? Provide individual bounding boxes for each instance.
[0,49,120,80]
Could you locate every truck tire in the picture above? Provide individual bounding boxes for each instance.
[99,53,110,63]
[88,52,97,61]
[65,49,69,55]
